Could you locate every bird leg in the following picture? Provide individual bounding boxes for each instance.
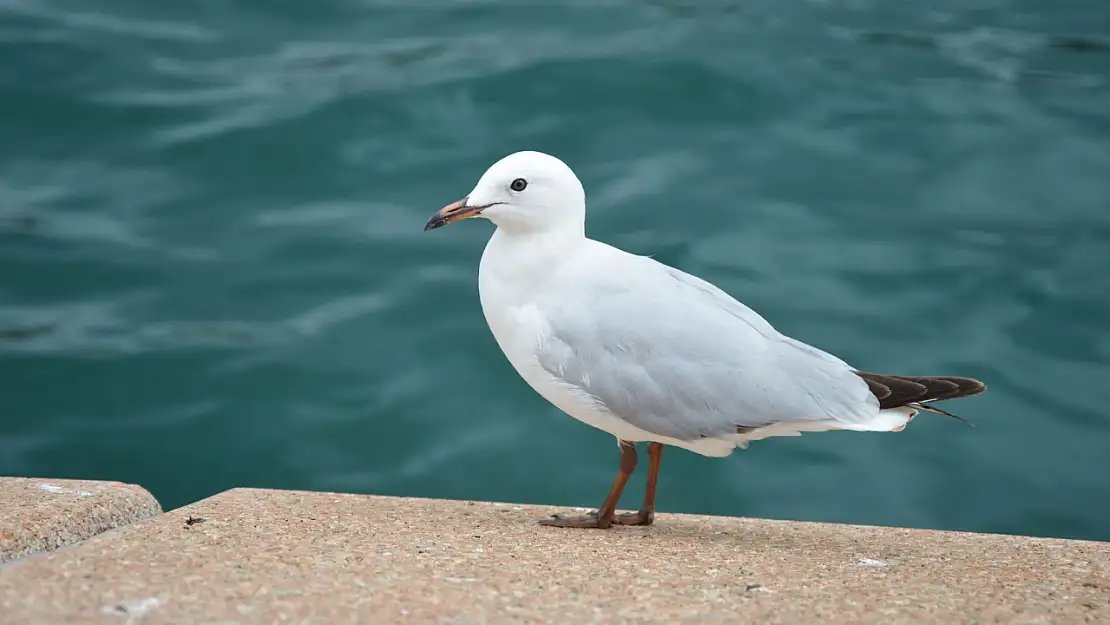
[540,440,637,529]
[612,442,663,526]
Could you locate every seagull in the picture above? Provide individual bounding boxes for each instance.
[424,151,986,529]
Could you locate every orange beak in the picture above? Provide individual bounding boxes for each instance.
[424,197,487,231]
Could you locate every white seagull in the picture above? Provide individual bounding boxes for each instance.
[424,151,986,529]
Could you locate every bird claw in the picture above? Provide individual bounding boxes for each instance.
[538,510,612,529]
[611,509,655,526]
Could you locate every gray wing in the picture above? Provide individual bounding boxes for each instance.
[535,253,879,441]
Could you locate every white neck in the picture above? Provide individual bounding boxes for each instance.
[478,225,585,304]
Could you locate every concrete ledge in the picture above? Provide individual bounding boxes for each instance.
[1,488,1107,623]
[0,477,162,564]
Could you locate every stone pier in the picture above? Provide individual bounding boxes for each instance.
[1,477,1106,623]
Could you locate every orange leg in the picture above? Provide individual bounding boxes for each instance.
[613,442,663,526]
[540,440,638,529]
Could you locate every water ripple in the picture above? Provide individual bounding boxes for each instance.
[0,0,218,43]
[0,293,391,356]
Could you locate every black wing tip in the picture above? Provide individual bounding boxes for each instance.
[857,373,985,426]
[960,377,988,396]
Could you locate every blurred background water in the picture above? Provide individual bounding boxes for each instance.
[1,0,1109,541]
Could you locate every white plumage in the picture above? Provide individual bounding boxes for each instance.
[425,150,984,529]
[477,204,916,458]
[429,150,917,458]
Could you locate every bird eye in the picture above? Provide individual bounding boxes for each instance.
[510,178,528,192]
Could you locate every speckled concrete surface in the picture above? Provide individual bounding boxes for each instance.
[1,488,1107,624]
[0,477,162,564]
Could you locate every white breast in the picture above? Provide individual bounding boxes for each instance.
[476,231,736,454]
[478,232,600,424]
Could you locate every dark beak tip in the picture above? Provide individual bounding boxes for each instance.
[423,214,448,232]
[424,197,471,232]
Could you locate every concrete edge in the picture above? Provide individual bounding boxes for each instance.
[0,476,163,563]
[217,486,1108,544]
[2,486,1105,624]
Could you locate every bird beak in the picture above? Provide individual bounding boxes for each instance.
[424,197,483,231]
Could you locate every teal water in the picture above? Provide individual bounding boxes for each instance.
[2,1,1109,541]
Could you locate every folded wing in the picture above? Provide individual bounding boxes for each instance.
[536,254,882,442]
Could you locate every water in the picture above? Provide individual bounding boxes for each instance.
[1,0,1109,542]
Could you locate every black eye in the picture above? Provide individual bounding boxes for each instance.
[510,178,528,192]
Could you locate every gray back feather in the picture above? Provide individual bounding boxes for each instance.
[535,254,878,441]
